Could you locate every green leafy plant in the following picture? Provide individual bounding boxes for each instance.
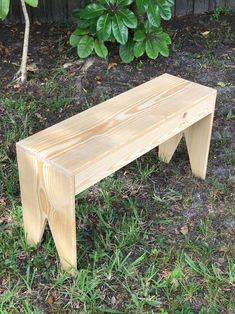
[0,0,39,83]
[70,0,174,63]
[210,6,232,20]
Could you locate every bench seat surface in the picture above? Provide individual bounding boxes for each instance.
[18,73,216,193]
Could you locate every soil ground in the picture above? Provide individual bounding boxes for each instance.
[0,13,234,314]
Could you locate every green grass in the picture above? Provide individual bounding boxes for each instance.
[1,167,234,313]
[1,18,235,313]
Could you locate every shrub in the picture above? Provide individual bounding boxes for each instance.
[70,0,174,63]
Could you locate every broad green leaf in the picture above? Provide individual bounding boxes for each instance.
[118,0,134,6]
[106,0,115,5]
[119,9,137,29]
[97,13,111,40]
[73,28,89,36]
[112,14,128,45]
[77,35,94,58]
[167,0,175,6]
[134,41,145,57]
[73,11,98,23]
[107,32,116,42]
[77,3,105,19]
[133,30,145,41]
[98,0,110,5]
[145,38,159,59]
[76,19,93,29]
[155,39,169,57]
[0,0,10,20]
[24,0,38,7]
[160,32,171,44]
[119,40,134,63]
[144,20,152,32]
[94,40,108,58]
[146,0,160,27]
[69,34,80,47]
[136,0,146,15]
[158,0,172,20]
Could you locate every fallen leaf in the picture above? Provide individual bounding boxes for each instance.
[214,267,223,274]
[217,81,227,87]
[95,75,101,81]
[63,62,73,69]
[95,75,102,84]
[47,295,55,305]
[217,257,225,264]
[27,63,39,72]
[195,53,201,59]
[35,112,43,119]
[0,198,6,206]
[171,278,179,288]
[151,248,161,257]
[180,225,189,235]
[111,296,116,305]
[108,62,117,70]
[201,31,210,37]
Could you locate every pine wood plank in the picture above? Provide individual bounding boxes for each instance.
[16,145,77,271]
[16,146,47,244]
[42,162,76,271]
[184,112,215,179]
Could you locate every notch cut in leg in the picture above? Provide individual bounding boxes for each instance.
[158,132,183,163]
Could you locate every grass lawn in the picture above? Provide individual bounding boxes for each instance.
[0,14,234,313]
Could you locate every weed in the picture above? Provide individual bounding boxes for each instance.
[211,6,232,20]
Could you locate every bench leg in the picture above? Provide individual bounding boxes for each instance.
[17,147,47,244]
[158,132,183,163]
[184,112,214,180]
[17,147,77,273]
[158,112,214,180]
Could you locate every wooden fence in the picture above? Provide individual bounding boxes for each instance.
[6,0,235,22]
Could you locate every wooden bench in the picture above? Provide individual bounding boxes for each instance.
[16,73,217,272]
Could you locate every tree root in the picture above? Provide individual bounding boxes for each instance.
[11,69,27,85]
[10,0,30,86]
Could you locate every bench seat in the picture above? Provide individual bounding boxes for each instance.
[16,73,217,272]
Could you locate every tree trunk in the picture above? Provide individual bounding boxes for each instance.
[13,0,30,84]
